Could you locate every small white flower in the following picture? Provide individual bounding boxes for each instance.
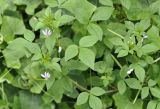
[41,72,50,79]
[127,69,134,75]
[42,28,52,37]
[58,46,62,53]
[142,32,148,39]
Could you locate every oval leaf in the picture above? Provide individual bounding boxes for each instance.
[79,36,98,47]
[76,92,89,105]
[65,44,79,61]
[79,48,95,70]
[90,87,106,96]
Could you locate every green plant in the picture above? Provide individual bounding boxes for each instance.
[1,0,160,109]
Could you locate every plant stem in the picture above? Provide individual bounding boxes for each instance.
[133,89,141,104]
[69,78,118,95]
[107,29,124,39]
[153,57,160,63]
[1,83,9,109]
[69,78,90,92]
[105,89,118,94]
[0,69,12,80]
[111,54,122,69]
[33,80,55,98]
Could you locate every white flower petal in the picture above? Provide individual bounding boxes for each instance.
[41,72,51,79]
[41,74,45,78]
[58,46,62,53]
[142,32,148,39]
[42,28,52,37]
[127,69,134,75]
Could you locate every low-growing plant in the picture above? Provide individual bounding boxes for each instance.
[0,0,160,109]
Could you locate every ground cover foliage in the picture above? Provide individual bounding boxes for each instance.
[1,0,160,109]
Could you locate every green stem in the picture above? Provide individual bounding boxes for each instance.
[107,29,124,39]
[69,78,90,92]
[111,54,122,69]
[0,69,12,80]
[153,57,160,63]
[1,83,9,109]
[70,78,118,95]
[133,89,141,104]
[105,89,118,94]
[33,80,55,98]
[89,69,92,89]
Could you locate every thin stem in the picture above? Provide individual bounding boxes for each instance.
[107,29,124,39]
[32,80,55,98]
[153,57,160,63]
[133,89,141,104]
[0,69,12,81]
[105,89,118,94]
[69,78,118,95]
[89,69,92,89]
[69,78,90,92]
[111,54,122,69]
[1,83,9,109]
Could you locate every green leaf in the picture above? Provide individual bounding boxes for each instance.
[148,79,157,87]
[150,87,160,98]
[59,15,75,26]
[44,0,58,7]
[13,0,42,15]
[108,37,123,46]
[120,0,131,9]
[91,6,114,21]
[62,0,96,24]
[79,48,95,70]
[113,93,130,109]
[125,100,143,109]
[3,38,42,69]
[118,80,126,94]
[94,61,107,74]
[65,44,79,61]
[156,102,160,109]
[125,21,134,30]
[117,50,128,57]
[147,100,157,109]
[125,78,142,89]
[1,11,25,42]
[57,0,66,5]
[134,65,145,82]
[24,29,35,42]
[45,36,56,54]
[0,0,16,14]
[99,0,113,6]
[89,95,102,109]
[30,80,45,94]
[67,60,88,71]
[76,92,89,105]
[44,79,64,103]
[19,91,42,109]
[147,26,160,48]
[87,23,103,41]
[141,43,159,54]
[0,69,13,84]
[52,62,62,72]
[135,19,150,32]
[79,36,98,47]
[90,87,106,96]
[141,87,149,99]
